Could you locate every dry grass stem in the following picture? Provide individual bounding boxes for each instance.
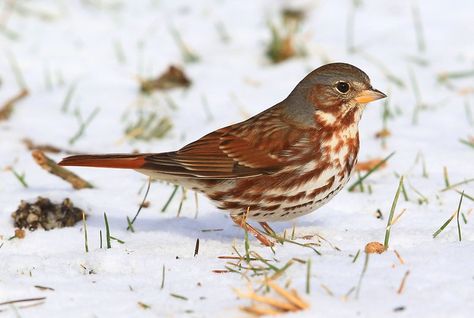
[391,208,407,226]
[236,279,309,316]
[23,138,80,155]
[0,88,29,121]
[394,250,405,265]
[397,270,410,294]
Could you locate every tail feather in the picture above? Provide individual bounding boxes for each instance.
[58,154,148,169]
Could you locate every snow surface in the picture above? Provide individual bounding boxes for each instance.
[1,0,474,317]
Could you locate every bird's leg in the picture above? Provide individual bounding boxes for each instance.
[258,222,276,236]
[231,215,274,247]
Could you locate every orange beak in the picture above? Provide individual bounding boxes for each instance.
[354,88,387,104]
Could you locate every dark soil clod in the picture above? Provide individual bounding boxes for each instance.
[11,197,85,231]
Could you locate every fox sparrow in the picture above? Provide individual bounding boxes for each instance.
[60,63,386,246]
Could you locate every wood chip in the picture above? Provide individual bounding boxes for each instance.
[364,241,385,254]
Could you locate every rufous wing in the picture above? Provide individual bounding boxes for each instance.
[59,107,314,179]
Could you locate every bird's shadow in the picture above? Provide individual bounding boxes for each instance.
[85,210,327,244]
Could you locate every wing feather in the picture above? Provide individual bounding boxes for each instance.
[142,106,315,179]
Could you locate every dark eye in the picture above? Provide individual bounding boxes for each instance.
[336,81,350,94]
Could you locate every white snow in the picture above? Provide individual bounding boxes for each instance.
[0,0,473,317]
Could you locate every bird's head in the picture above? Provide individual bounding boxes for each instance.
[287,62,386,126]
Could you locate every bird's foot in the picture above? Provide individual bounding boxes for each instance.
[231,216,274,247]
[258,222,276,236]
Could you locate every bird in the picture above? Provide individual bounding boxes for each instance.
[59,62,386,246]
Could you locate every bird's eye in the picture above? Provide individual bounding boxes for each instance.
[336,81,350,94]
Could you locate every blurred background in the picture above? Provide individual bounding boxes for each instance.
[1,1,473,317]
[1,0,473,159]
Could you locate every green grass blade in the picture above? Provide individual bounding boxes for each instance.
[161,185,178,212]
[383,176,404,249]
[128,177,151,230]
[348,152,395,192]
[104,212,111,249]
[456,191,464,241]
[82,212,88,253]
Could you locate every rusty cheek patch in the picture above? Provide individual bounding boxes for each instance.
[307,86,343,114]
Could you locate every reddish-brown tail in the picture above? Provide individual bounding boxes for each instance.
[58,154,148,169]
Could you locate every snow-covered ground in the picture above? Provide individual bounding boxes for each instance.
[1,0,473,317]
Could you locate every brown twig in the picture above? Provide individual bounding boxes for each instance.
[22,138,82,155]
[0,88,29,121]
[31,150,93,190]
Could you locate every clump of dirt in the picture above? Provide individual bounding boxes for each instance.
[11,197,85,231]
[140,65,191,93]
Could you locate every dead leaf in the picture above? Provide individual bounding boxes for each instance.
[14,228,26,239]
[375,128,391,138]
[356,158,387,172]
[140,65,191,93]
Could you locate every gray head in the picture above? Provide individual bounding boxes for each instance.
[283,63,386,125]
